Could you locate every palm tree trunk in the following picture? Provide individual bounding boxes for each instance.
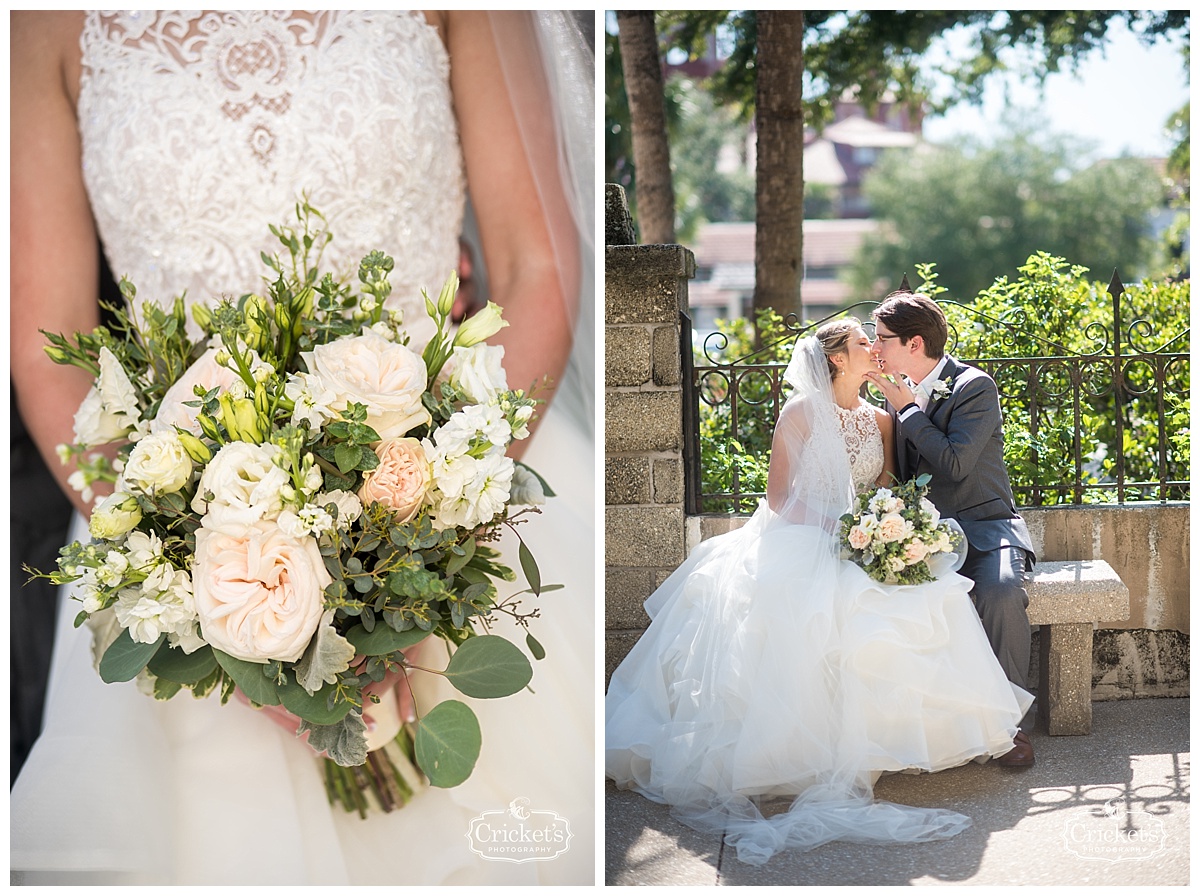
[616,11,676,245]
[754,11,805,319]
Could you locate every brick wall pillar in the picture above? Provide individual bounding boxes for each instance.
[604,185,695,684]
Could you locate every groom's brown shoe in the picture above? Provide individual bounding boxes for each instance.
[997,729,1034,768]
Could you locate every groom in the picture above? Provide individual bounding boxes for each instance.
[865,291,1036,768]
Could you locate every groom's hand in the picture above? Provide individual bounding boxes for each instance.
[865,370,916,411]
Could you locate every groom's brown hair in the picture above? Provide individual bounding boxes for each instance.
[872,291,948,359]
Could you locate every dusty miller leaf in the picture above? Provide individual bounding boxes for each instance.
[299,712,369,768]
[293,610,356,695]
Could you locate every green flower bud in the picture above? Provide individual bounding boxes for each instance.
[43,346,71,365]
[197,412,223,443]
[192,303,214,332]
[436,271,459,317]
[452,300,507,348]
[176,430,214,465]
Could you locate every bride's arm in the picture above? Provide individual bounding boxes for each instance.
[441,12,578,446]
[874,407,898,487]
[11,11,104,516]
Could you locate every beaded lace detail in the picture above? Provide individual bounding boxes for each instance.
[78,11,465,342]
[836,402,884,491]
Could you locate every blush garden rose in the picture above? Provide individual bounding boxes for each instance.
[192,521,331,663]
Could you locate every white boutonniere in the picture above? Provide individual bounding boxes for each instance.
[929,376,954,402]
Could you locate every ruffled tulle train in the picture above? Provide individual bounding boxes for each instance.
[605,504,1032,865]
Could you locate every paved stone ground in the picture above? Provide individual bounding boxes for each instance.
[606,698,1189,886]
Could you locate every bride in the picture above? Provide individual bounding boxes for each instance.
[11,11,594,885]
[605,319,1033,866]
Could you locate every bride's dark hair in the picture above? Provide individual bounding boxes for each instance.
[815,318,859,379]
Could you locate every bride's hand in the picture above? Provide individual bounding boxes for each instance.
[864,370,916,410]
[237,655,416,752]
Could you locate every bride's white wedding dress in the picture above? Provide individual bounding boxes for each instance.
[11,11,594,885]
[605,339,1032,866]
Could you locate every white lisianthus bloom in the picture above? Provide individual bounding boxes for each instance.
[192,441,289,531]
[124,430,193,495]
[449,345,508,405]
[509,465,545,506]
[89,493,143,540]
[452,301,508,348]
[301,329,430,440]
[73,347,143,447]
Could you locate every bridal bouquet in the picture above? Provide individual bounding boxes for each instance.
[36,202,555,817]
[839,474,961,585]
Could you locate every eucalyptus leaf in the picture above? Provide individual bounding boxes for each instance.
[518,539,541,595]
[526,632,546,661]
[299,713,369,768]
[213,649,282,706]
[278,677,354,726]
[147,643,218,685]
[293,612,357,694]
[99,629,165,683]
[443,635,532,699]
[345,623,430,657]
[415,700,481,788]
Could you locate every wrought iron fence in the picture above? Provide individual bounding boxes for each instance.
[685,273,1190,514]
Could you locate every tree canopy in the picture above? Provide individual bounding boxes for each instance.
[849,123,1168,301]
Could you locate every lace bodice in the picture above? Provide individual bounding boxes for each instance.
[835,402,884,491]
[78,11,465,342]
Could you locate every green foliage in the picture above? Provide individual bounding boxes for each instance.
[852,122,1165,301]
[668,77,756,241]
[926,256,1189,504]
[697,256,1189,509]
[695,309,802,511]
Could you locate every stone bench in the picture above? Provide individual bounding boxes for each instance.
[1026,559,1130,736]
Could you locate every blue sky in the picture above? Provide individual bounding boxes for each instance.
[921,18,1189,161]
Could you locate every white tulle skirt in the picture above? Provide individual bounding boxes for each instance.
[10,408,595,885]
[605,504,1032,866]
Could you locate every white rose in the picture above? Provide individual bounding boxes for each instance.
[192,521,331,663]
[124,430,193,495]
[73,347,142,447]
[449,345,508,405]
[192,442,289,531]
[89,493,142,540]
[151,346,269,435]
[301,329,430,440]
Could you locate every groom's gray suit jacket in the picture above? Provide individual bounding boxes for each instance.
[894,355,1035,563]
